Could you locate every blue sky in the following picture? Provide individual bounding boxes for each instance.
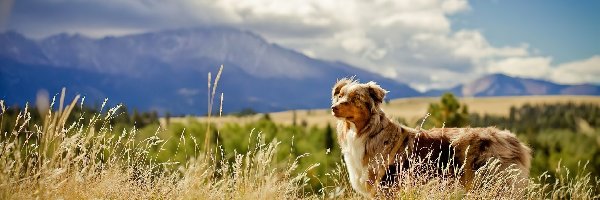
[452,0,600,64]
[2,0,598,90]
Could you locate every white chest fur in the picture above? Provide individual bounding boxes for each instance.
[339,122,370,196]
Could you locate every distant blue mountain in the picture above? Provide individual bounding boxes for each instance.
[0,27,420,114]
[425,73,600,97]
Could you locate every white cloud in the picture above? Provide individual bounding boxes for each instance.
[339,32,373,54]
[552,56,600,84]
[374,10,451,32]
[487,56,553,78]
[442,0,470,14]
[451,30,529,60]
[485,55,600,85]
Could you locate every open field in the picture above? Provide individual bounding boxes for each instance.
[164,95,600,128]
[3,92,600,199]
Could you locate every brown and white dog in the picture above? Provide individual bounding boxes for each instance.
[330,78,531,197]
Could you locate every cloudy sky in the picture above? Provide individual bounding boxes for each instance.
[2,0,599,91]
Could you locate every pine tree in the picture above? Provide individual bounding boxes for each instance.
[324,123,335,150]
[427,93,469,128]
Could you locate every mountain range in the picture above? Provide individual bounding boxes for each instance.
[1,27,598,114]
[0,27,420,114]
[425,73,600,97]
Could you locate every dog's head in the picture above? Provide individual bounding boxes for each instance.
[331,78,388,121]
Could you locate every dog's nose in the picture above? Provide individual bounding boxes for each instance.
[331,105,338,112]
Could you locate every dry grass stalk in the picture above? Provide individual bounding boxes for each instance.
[204,65,224,154]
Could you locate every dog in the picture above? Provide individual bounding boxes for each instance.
[330,78,531,197]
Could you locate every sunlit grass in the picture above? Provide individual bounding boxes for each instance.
[1,93,599,199]
[1,66,598,199]
[0,88,314,199]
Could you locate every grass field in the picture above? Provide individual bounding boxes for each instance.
[167,95,600,128]
[2,90,600,199]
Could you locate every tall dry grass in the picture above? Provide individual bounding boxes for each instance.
[0,87,315,199]
[1,68,599,199]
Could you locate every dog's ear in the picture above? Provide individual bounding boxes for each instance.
[332,78,352,98]
[365,81,388,104]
